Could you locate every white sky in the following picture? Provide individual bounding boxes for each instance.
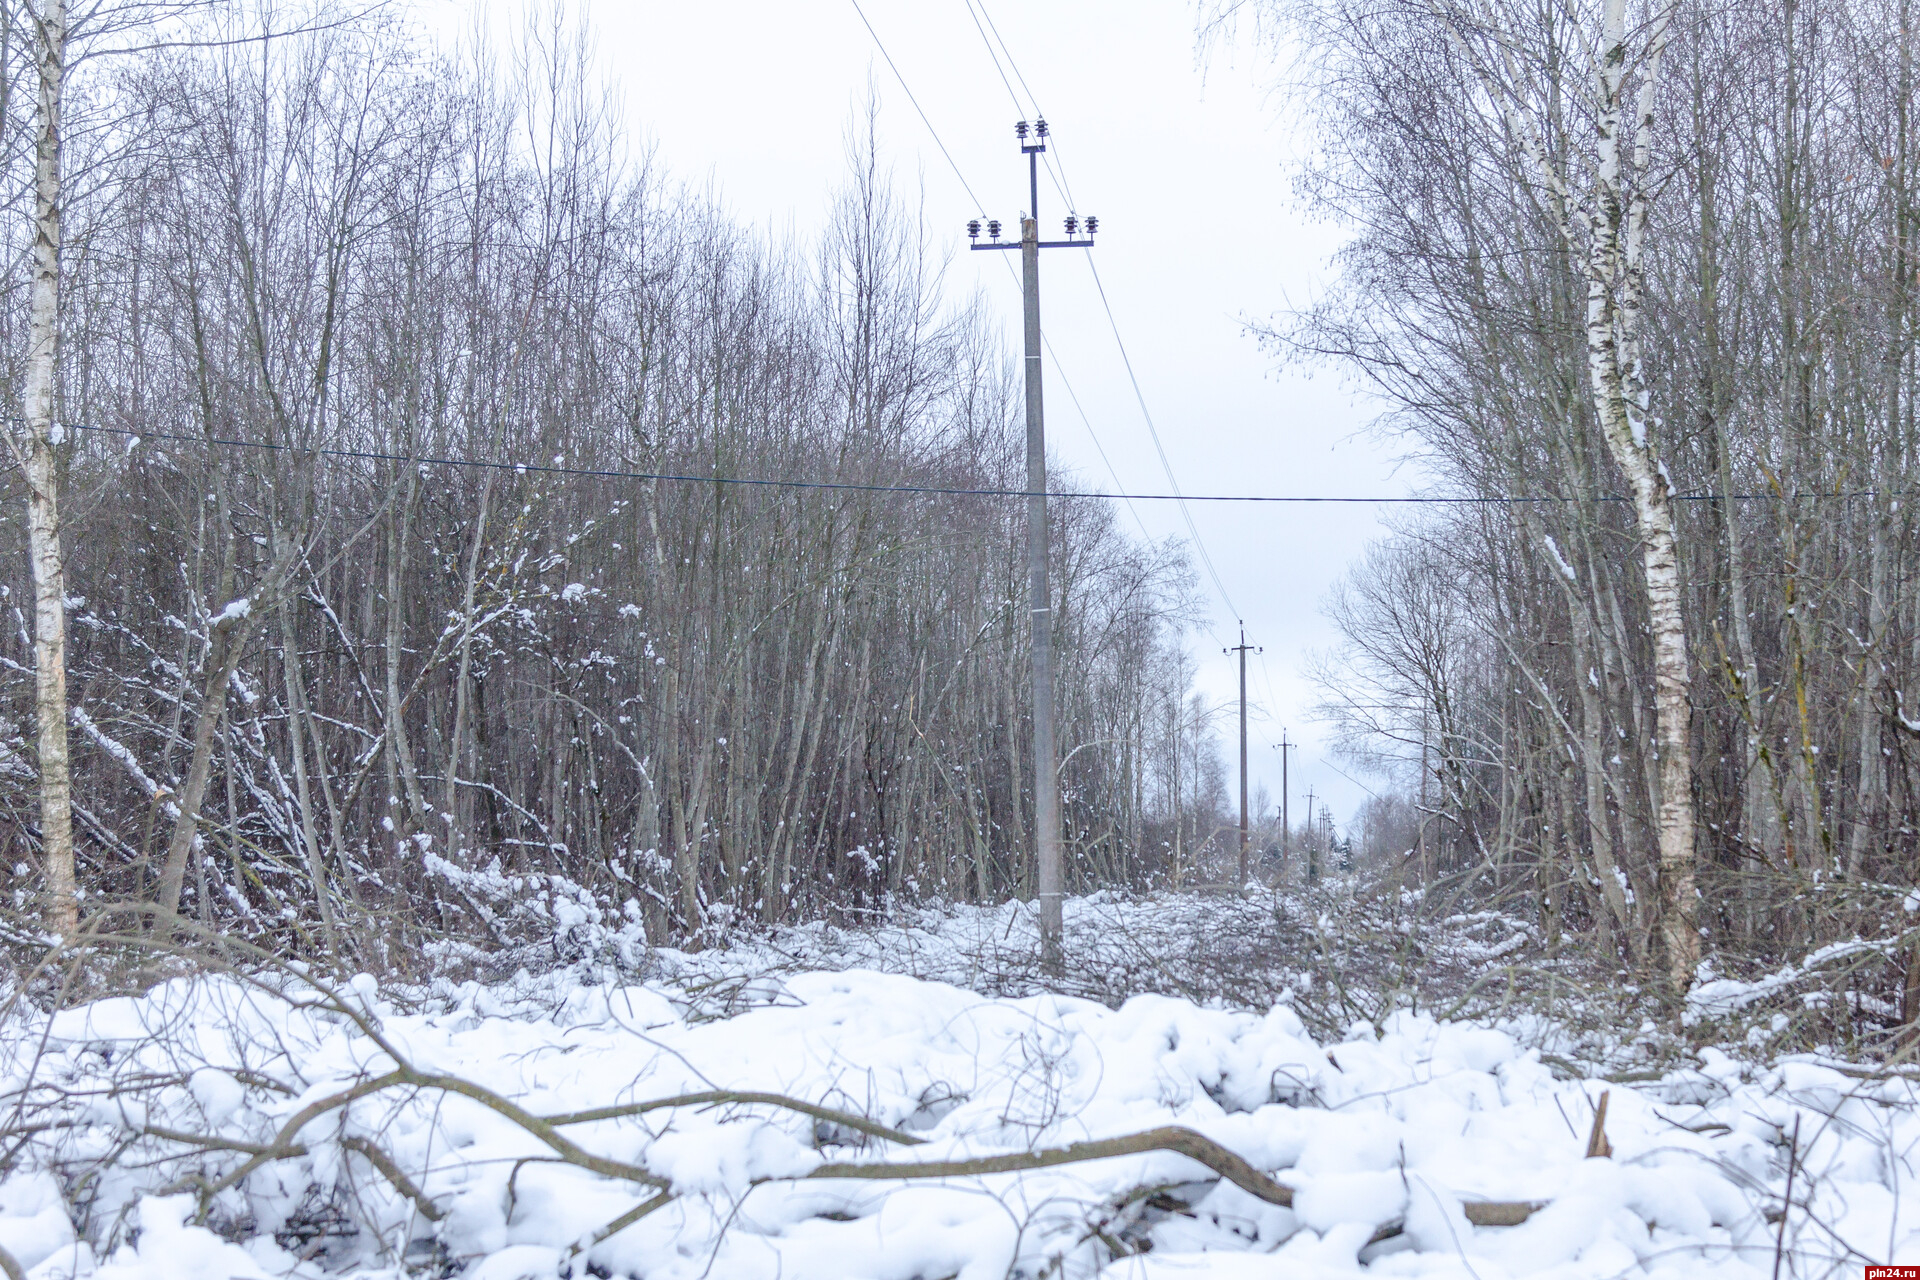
[427,0,1426,831]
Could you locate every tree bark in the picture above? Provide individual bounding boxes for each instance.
[154,611,254,919]
[279,595,333,942]
[1579,0,1696,988]
[445,471,494,849]
[22,0,73,937]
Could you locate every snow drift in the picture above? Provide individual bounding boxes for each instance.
[0,951,1914,1278]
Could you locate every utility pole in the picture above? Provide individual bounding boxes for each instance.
[1225,626,1261,884]
[1419,705,1430,884]
[970,120,1096,976]
[1276,731,1291,869]
[1304,786,1319,885]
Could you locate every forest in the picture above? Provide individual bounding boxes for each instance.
[1271,0,1920,999]
[0,2,1912,1277]
[0,0,1911,1002]
[0,7,1240,963]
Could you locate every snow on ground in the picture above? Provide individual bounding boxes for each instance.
[437,886,1626,1064]
[0,894,1915,1279]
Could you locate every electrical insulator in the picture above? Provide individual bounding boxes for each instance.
[968,219,981,239]
[988,219,1002,239]
[1065,215,1077,236]
[1085,215,1098,235]
[1036,118,1049,137]
[1015,121,1028,139]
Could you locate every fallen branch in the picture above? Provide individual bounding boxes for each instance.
[343,1135,444,1222]
[123,1045,1548,1257]
[571,1189,678,1259]
[396,1068,669,1189]
[806,1123,1544,1227]
[544,1089,925,1148]
[810,1125,1289,1204]
[1585,1090,1613,1159]
[197,1070,411,1199]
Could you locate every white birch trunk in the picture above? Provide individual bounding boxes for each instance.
[1583,0,1697,988]
[22,0,73,938]
[1449,0,1695,983]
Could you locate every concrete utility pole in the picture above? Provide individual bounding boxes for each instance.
[1304,786,1319,885]
[970,120,1097,976]
[1419,706,1430,884]
[1276,731,1291,869]
[1225,626,1260,884]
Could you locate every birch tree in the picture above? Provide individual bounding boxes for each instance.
[1258,0,1699,985]
[15,0,74,937]
[1252,0,1920,1016]
[1438,0,1694,983]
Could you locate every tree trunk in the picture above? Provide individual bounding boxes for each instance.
[445,470,494,850]
[1582,0,1696,988]
[22,0,73,937]
[154,613,254,918]
[279,596,333,942]
[385,471,429,841]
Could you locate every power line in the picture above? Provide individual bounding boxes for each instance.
[844,2,1154,543]
[1083,258,1243,619]
[1043,336,1156,541]
[970,0,1045,123]
[1255,649,1288,740]
[944,15,1255,720]
[847,0,990,214]
[947,4,1242,622]
[967,0,1077,211]
[1321,757,1384,803]
[962,0,1027,121]
[72,424,1852,504]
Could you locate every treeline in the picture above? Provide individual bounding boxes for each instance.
[1262,0,1920,983]
[0,11,1223,951]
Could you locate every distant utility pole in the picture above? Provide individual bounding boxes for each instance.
[1419,705,1430,884]
[1225,626,1261,884]
[1304,786,1319,885]
[1276,731,1291,868]
[970,119,1097,976]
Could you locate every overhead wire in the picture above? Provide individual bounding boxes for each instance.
[962,0,1027,122]
[969,0,1078,212]
[1083,260,1244,622]
[79,423,1819,504]
[962,0,1077,219]
[1043,337,1158,542]
[845,0,1157,539]
[950,2,1244,623]
[1255,649,1287,736]
[68,424,1867,506]
[847,0,991,215]
[970,0,1047,124]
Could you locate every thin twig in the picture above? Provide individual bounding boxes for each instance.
[1773,1114,1801,1280]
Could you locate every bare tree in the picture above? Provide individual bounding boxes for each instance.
[14,0,73,937]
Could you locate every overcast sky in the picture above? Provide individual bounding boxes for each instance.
[430,0,1427,830]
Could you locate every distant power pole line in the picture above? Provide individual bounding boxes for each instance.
[971,119,1097,976]
[1276,731,1291,871]
[1304,786,1319,885]
[1225,626,1261,884]
[1419,705,1430,884]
